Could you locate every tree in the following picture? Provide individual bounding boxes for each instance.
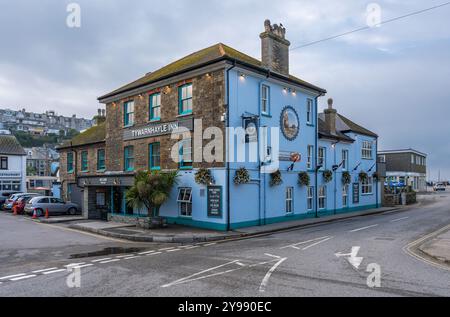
[26,166,37,176]
[125,170,179,218]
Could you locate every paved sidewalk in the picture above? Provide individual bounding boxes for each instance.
[419,227,450,264]
[67,206,402,243]
[38,216,85,224]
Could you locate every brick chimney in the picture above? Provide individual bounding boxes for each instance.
[260,19,291,75]
[324,98,337,134]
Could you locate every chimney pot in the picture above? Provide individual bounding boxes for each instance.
[260,19,290,75]
[324,98,337,134]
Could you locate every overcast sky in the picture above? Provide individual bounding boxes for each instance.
[0,0,449,180]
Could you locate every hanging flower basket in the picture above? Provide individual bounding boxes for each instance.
[269,170,283,187]
[234,167,250,185]
[359,171,369,182]
[195,168,213,186]
[298,172,310,187]
[323,170,333,183]
[372,172,379,180]
[342,171,351,185]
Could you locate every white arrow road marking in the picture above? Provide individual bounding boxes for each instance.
[32,268,58,274]
[0,273,26,280]
[349,225,379,233]
[10,275,37,281]
[259,257,287,293]
[390,217,409,223]
[335,246,363,269]
[280,236,330,249]
[301,237,333,251]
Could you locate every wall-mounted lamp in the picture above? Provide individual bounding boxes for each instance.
[292,89,297,96]
[206,73,212,78]
[239,73,246,81]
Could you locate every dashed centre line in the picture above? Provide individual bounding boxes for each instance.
[348,224,379,233]
[32,268,58,274]
[42,269,67,275]
[10,275,37,281]
[99,259,121,264]
[0,273,26,280]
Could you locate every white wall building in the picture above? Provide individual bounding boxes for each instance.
[0,135,27,195]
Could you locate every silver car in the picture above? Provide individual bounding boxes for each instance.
[24,196,80,217]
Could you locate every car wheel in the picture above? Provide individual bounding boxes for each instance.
[68,207,77,216]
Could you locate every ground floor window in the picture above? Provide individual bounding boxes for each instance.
[177,187,192,217]
[319,186,327,210]
[307,186,314,211]
[343,184,349,208]
[362,177,373,195]
[286,187,294,214]
[0,180,21,192]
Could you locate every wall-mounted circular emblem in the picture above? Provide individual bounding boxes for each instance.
[280,106,300,141]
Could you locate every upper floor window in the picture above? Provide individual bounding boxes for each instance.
[261,85,270,115]
[149,142,161,171]
[150,93,161,121]
[67,152,74,173]
[307,145,314,170]
[307,99,314,125]
[124,101,135,127]
[362,141,373,159]
[342,150,349,170]
[179,138,193,169]
[0,157,7,170]
[318,147,326,169]
[97,149,106,171]
[179,84,193,115]
[124,146,134,171]
[81,151,89,172]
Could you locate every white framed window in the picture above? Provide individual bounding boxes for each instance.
[361,177,373,195]
[362,141,373,159]
[177,187,193,217]
[379,155,386,163]
[286,187,294,214]
[319,186,327,210]
[307,186,314,211]
[307,99,313,124]
[318,147,326,169]
[307,145,314,170]
[342,184,349,208]
[411,154,415,164]
[261,85,270,115]
[342,150,349,170]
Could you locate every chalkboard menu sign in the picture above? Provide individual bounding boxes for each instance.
[207,186,223,217]
[353,183,360,204]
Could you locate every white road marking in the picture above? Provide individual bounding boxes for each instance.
[147,252,162,255]
[390,217,409,223]
[65,263,85,268]
[349,224,379,233]
[259,257,288,293]
[167,249,181,252]
[203,243,217,247]
[301,237,333,250]
[179,245,194,249]
[32,268,58,274]
[184,246,199,250]
[124,256,140,260]
[10,275,37,281]
[42,269,67,275]
[100,259,121,264]
[159,247,176,251]
[265,253,282,259]
[280,236,330,249]
[73,264,94,269]
[92,258,112,263]
[0,273,26,280]
[116,254,135,258]
[138,251,156,255]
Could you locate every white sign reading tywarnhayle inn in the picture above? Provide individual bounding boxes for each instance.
[123,118,194,141]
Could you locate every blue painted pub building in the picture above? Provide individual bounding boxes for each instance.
[71,20,380,231]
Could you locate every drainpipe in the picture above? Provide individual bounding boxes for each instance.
[376,138,379,208]
[225,61,236,231]
[314,96,319,218]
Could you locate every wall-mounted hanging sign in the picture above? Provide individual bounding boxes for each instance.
[280,106,300,141]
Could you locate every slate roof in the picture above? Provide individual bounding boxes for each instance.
[0,134,26,156]
[318,112,378,141]
[99,43,326,101]
[57,123,106,150]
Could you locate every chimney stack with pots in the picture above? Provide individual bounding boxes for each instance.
[324,98,337,134]
[260,19,291,75]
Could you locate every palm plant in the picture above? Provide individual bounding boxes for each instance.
[126,170,179,217]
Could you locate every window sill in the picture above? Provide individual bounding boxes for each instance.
[261,113,272,118]
[97,169,106,173]
[151,167,161,171]
[306,123,315,127]
[177,113,193,118]
[179,166,193,171]
[149,118,161,123]
[123,124,134,129]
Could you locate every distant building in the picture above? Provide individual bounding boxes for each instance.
[0,134,27,196]
[24,147,60,177]
[378,149,427,192]
[0,108,94,136]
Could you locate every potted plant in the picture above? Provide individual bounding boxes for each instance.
[269,170,283,187]
[342,171,351,185]
[126,170,179,229]
[234,167,250,185]
[195,168,213,186]
[323,170,333,183]
[359,171,368,183]
[298,172,310,187]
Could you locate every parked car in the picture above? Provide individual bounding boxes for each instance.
[13,196,36,215]
[24,197,80,217]
[433,183,446,192]
[2,193,39,211]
